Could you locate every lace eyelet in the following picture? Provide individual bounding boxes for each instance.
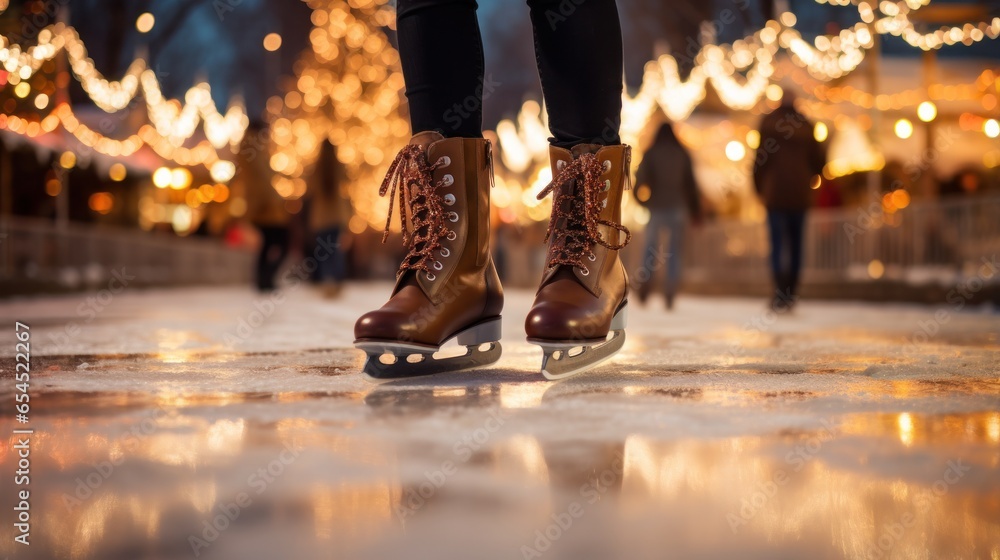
[556,160,567,171]
[446,231,457,241]
[603,180,611,191]
[440,247,451,257]
[441,174,454,187]
[601,198,608,208]
[433,261,443,271]
[579,266,590,276]
[588,253,597,262]
[602,160,612,173]
[443,193,456,205]
[438,156,451,167]
[426,273,436,281]
[447,212,459,223]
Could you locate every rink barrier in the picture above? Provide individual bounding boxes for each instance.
[0,217,254,294]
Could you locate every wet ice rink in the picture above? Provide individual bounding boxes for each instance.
[1,285,998,559]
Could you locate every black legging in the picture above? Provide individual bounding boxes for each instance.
[396,0,623,147]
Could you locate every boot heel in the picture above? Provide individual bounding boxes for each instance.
[456,317,502,345]
[610,304,627,331]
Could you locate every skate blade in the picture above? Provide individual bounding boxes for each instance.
[530,305,627,381]
[535,330,625,380]
[355,318,502,380]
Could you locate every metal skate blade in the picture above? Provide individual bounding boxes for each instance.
[358,341,502,380]
[536,329,625,380]
[355,318,504,380]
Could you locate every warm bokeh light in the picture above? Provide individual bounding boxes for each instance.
[263,32,282,52]
[171,168,193,190]
[153,167,173,189]
[814,122,829,142]
[212,184,230,202]
[765,84,783,102]
[985,119,1000,139]
[725,141,746,162]
[891,188,910,209]
[916,101,937,122]
[88,192,114,214]
[210,160,236,183]
[136,13,155,33]
[894,118,914,139]
[109,163,127,182]
[868,259,885,279]
[59,151,76,169]
[45,177,61,197]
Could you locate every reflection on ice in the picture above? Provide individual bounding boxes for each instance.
[2,384,998,560]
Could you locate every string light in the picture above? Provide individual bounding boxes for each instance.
[916,101,937,122]
[814,0,1000,50]
[985,119,1000,139]
[807,69,998,110]
[0,18,247,170]
[894,118,914,138]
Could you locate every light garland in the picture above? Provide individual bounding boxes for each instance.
[815,0,1000,51]
[806,69,998,110]
[0,18,248,169]
[491,1,998,225]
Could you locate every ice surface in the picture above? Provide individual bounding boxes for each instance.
[0,285,997,559]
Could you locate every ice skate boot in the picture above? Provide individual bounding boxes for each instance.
[526,143,632,380]
[354,132,503,379]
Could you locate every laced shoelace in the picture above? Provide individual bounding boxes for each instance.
[379,144,453,278]
[536,153,631,273]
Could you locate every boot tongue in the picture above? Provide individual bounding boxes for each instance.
[409,131,445,152]
[570,143,604,158]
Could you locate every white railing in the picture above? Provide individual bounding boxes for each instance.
[0,217,254,292]
[678,195,1000,287]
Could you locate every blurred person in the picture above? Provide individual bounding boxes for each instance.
[307,140,352,298]
[633,122,702,310]
[235,123,290,292]
[354,0,632,379]
[752,91,826,312]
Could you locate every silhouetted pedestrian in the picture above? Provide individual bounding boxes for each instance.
[633,122,702,310]
[752,91,825,312]
[236,124,290,292]
[307,140,351,298]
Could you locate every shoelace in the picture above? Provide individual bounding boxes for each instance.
[379,144,452,277]
[536,153,631,271]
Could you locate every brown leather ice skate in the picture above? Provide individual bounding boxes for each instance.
[354,132,503,379]
[526,143,632,379]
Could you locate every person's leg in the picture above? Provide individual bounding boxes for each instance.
[257,226,283,291]
[329,226,347,283]
[766,210,785,295]
[255,227,272,291]
[272,227,290,280]
[664,208,687,307]
[523,0,630,376]
[526,0,624,147]
[396,0,485,137]
[637,210,664,304]
[786,211,807,301]
[356,0,502,377]
[316,227,339,283]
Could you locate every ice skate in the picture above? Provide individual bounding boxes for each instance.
[526,143,632,380]
[355,132,503,379]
